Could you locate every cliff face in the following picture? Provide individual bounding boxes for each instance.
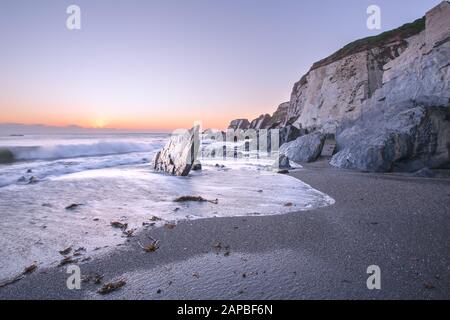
[227,1,450,172]
[229,1,449,134]
[288,39,410,133]
[228,102,296,130]
[288,2,449,134]
[330,2,450,172]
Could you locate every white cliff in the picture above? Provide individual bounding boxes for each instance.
[228,1,450,172]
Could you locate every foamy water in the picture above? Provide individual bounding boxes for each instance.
[0,133,334,281]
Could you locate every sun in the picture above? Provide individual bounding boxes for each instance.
[93,119,107,128]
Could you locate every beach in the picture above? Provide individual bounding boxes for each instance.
[1,159,448,300]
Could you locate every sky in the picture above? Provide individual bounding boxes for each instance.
[0,0,443,131]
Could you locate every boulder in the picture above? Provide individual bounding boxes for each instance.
[0,148,14,164]
[272,154,291,169]
[264,125,303,152]
[330,105,450,172]
[228,119,250,130]
[192,161,202,171]
[413,167,435,178]
[279,132,326,163]
[250,114,272,129]
[153,126,200,176]
[28,176,39,184]
[321,134,337,157]
[278,125,303,146]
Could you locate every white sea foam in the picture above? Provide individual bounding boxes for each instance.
[9,141,155,161]
[0,133,335,281]
[0,135,165,187]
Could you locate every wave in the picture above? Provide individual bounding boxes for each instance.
[0,141,155,163]
[0,156,152,188]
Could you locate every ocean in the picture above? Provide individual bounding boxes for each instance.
[0,133,334,280]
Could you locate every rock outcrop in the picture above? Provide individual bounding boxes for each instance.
[154,126,200,176]
[279,132,326,163]
[227,102,298,132]
[330,2,450,172]
[227,1,450,172]
[278,125,303,146]
[330,104,450,172]
[227,104,303,150]
[228,119,250,130]
[272,154,291,169]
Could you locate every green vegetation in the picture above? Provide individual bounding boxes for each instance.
[311,17,426,70]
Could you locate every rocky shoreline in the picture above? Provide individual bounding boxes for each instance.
[228,1,450,174]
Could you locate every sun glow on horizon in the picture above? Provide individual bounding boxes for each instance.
[93,119,107,129]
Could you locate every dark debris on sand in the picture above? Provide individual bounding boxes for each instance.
[58,256,78,267]
[0,262,38,288]
[98,279,126,294]
[59,247,72,255]
[65,203,83,210]
[174,196,218,204]
[164,223,176,229]
[110,221,128,229]
[137,236,160,252]
[82,273,103,285]
[23,263,38,274]
[212,241,231,256]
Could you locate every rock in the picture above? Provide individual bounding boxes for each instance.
[272,154,291,169]
[17,176,27,183]
[153,125,200,176]
[331,105,450,172]
[231,102,299,132]
[228,119,250,130]
[250,114,272,130]
[0,148,14,164]
[320,134,337,157]
[192,161,202,171]
[28,176,39,184]
[268,102,296,128]
[413,167,436,178]
[280,132,326,163]
[225,2,450,173]
[262,125,304,153]
[278,125,303,146]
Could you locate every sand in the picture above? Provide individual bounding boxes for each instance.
[0,160,449,299]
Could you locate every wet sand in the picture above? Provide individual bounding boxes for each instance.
[1,160,449,299]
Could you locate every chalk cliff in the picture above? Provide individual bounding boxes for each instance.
[228,1,450,172]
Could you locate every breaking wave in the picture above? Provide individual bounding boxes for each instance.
[0,141,155,163]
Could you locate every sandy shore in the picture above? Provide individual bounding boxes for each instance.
[1,160,449,299]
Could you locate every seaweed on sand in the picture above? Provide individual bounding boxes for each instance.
[110,221,128,229]
[98,279,126,294]
[174,196,218,204]
[137,236,160,252]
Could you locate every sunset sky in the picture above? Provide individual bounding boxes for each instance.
[0,0,442,131]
